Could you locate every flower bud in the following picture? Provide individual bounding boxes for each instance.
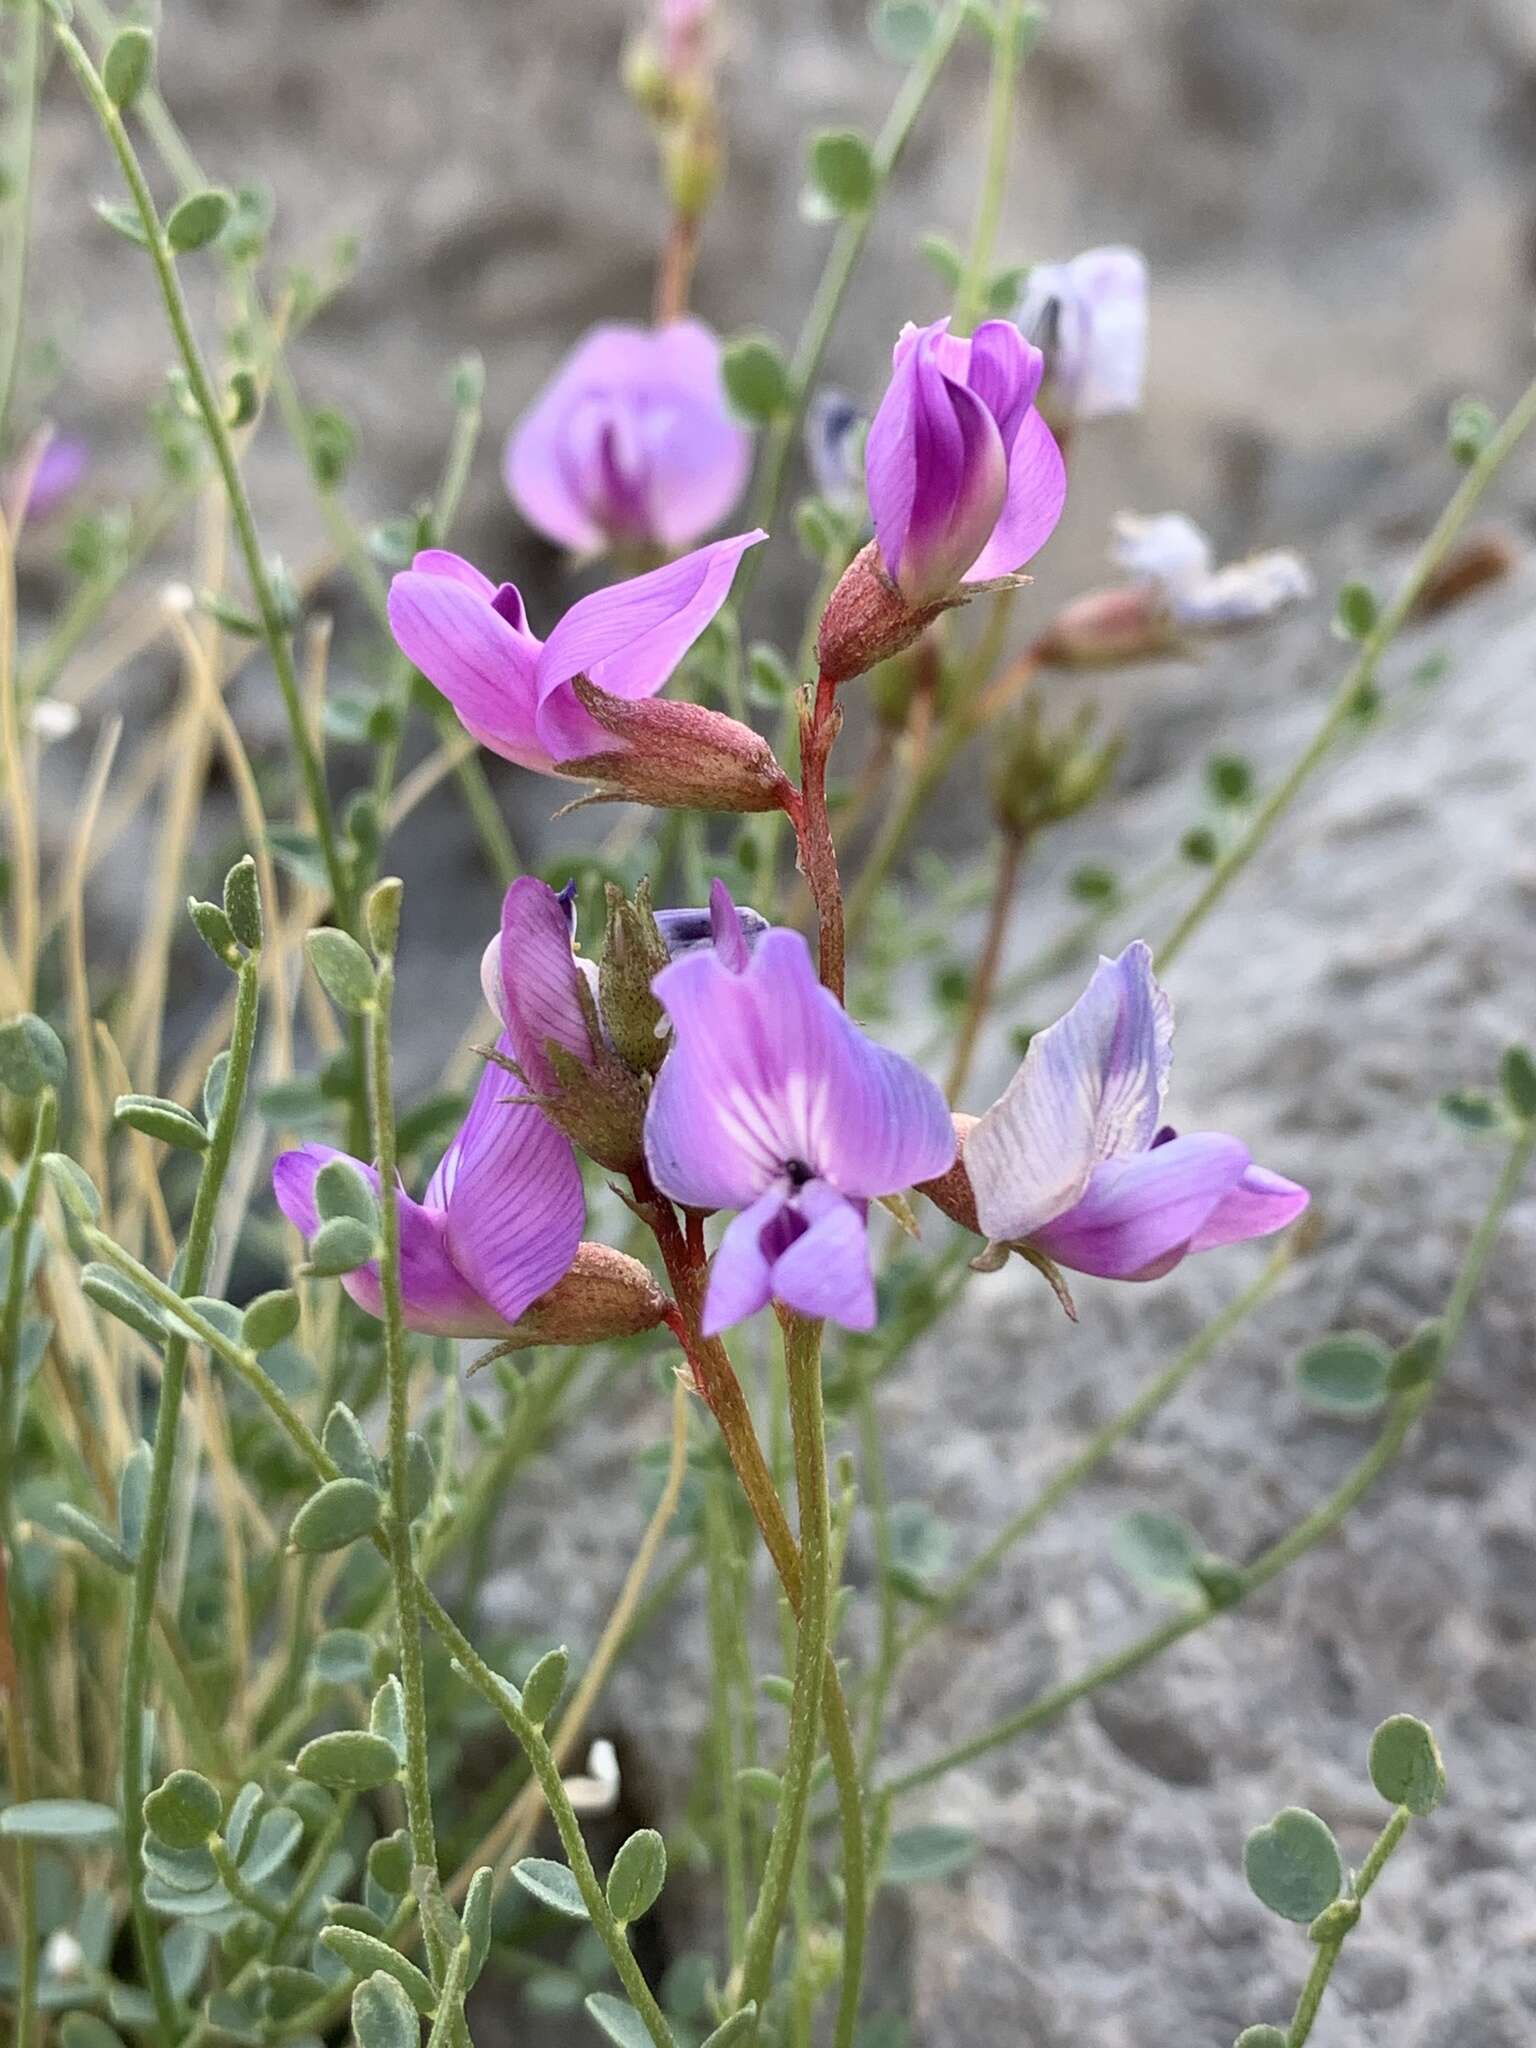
[599,880,672,1077]
[989,702,1123,840]
[563,681,792,814]
[479,1244,669,1354]
[1034,582,1181,668]
[915,1114,980,1234]
[815,541,960,686]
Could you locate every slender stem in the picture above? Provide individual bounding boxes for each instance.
[0,0,42,454]
[423,1937,473,2048]
[905,1240,1294,1649]
[739,1315,831,2014]
[413,1583,678,2048]
[208,1839,286,1926]
[881,1123,1535,1800]
[736,0,970,604]
[366,949,447,1988]
[654,208,701,325]
[642,1186,869,2048]
[704,1474,750,1962]
[267,1791,354,1952]
[1287,1806,1410,2048]
[944,830,1026,1102]
[51,25,350,917]
[118,949,262,2039]
[853,1362,899,1786]
[1157,367,1536,972]
[951,0,1023,337]
[0,1089,54,2048]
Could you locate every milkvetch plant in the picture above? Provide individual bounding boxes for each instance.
[0,3,1529,2047]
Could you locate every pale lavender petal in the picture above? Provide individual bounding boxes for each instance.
[645,928,954,1210]
[535,531,765,706]
[963,406,1067,584]
[640,323,753,546]
[387,561,552,772]
[497,877,596,1092]
[19,436,89,522]
[272,1145,502,1335]
[1029,1131,1250,1281]
[440,1032,585,1324]
[1186,1161,1309,1254]
[654,894,769,961]
[967,942,1173,1243]
[701,1186,784,1335]
[767,1181,876,1331]
[1066,246,1149,419]
[708,878,751,972]
[504,327,625,553]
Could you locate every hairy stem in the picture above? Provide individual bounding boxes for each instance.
[944,829,1026,1102]
[0,0,42,454]
[1287,1806,1410,2047]
[738,1315,831,2014]
[365,945,448,1990]
[52,25,350,917]
[951,0,1023,336]
[120,949,262,2039]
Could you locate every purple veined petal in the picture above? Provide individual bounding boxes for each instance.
[387,561,553,772]
[497,877,596,1092]
[966,942,1174,1244]
[271,1145,503,1335]
[963,406,1068,584]
[767,1181,877,1332]
[531,680,617,764]
[1028,1130,1252,1281]
[645,927,955,1212]
[438,1032,586,1325]
[964,321,1046,452]
[891,344,1009,606]
[535,530,766,705]
[1186,1159,1309,1254]
[701,1185,785,1334]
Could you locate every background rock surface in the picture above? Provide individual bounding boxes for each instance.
[18,0,1536,2039]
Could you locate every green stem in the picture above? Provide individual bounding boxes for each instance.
[704,1474,749,1963]
[51,25,350,918]
[736,0,969,605]
[905,1239,1294,1649]
[0,0,42,454]
[853,1362,899,1786]
[208,1838,285,1927]
[0,1089,54,2048]
[951,0,1023,336]
[365,949,447,1989]
[1286,1806,1410,2048]
[266,1791,355,1953]
[118,949,262,2040]
[423,1937,473,2048]
[881,1122,1535,1801]
[1157,367,1536,972]
[739,1315,832,2015]
[943,828,1026,1102]
[412,1583,677,2048]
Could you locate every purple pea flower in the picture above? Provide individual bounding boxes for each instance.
[1016,246,1149,423]
[644,888,956,1334]
[272,1036,584,1338]
[952,942,1307,1282]
[505,320,751,557]
[387,533,784,812]
[864,317,1066,609]
[3,431,89,529]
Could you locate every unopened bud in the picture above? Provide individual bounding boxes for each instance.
[600,880,672,1077]
[815,541,963,686]
[564,681,791,815]
[542,1035,650,1176]
[1035,582,1181,668]
[916,1114,980,1234]
[989,702,1122,839]
[480,1244,668,1354]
